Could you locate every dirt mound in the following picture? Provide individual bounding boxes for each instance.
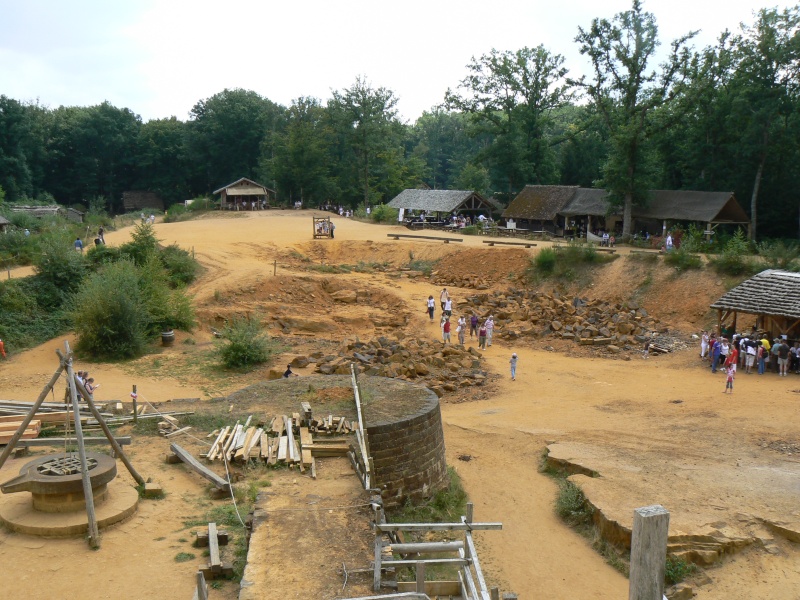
[432,247,531,286]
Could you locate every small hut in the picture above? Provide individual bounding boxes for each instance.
[502,186,577,235]
[214,178,275,211]
[710,270,800,339]
[0,215,9,234]
[387,189,494,223]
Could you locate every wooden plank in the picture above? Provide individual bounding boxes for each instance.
[397,581,462,595]
[390,541,465,554]
[19,436,131,447]
[242,427,262,461]
[170,443,231,491]
[387,233,463,243]
[0,412,75,425]
[258,432,269,459]
[235,426,256,461]
[267,437,277,465]
[208,522,221,568]
[0,429,39,444]
[165,426,192,439]
[310,457,316,479]
[277,436,288,461]
[285,416,296,462]
[194,570,208,600]
[384,558,470,567]
[272,417,285,436]
[299,427,313,447]
[376,522,503,532]
[0,421,40,433]
[207,426,229,461]
[194,528,230,547]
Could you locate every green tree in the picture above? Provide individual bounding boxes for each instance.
[575,0,697,237]
[136,117,191,206]
[328,77,403,207]
[187,88,284,193]
[271,97,333,205]
[446,46,574,195]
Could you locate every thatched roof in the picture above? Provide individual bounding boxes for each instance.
[636,191,749,223]
[0,215,10,226]
[387,189,492,213]
[561,188,615,217]
[502,186,577,220]
[710,270,800,320]
[213,177,275,196]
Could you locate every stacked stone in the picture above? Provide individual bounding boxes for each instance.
[310,336,487,397]
[460,289,665,351]
[430,270,491,290]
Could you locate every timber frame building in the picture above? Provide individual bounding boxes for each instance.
[710,270,800,340]
[387,189,496,220]
[214,178,275,210]
[502,186,750,238]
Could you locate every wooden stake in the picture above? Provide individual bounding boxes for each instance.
[132,384,138,424]
[65,342,100,548]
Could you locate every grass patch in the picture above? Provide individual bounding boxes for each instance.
[527,243,617,283]
[307,264,351,274]
[626,252,660,265]
[407,259,437,276]
[391,467,467,524]
[288,250,311,263]
[665,555,697,585]
[663,248,702,272]
[174,552,195,562]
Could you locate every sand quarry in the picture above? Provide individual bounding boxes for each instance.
[0,210,799,599]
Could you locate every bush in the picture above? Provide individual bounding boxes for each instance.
[370,204,399,224]
[71,261,150,359]
[555,479,592,526]
[34,236,89,305]
[461,225,479,235]
[534,248,557,274]
[219,315,274,369]
[758,240,799,271]
[160,244,200,286]
[0,278,70,352]
[138,255,195,333]
[163,203,188,222]
[665,555,696,585]
[120,222,159,266]
[663,247,702,271]
[709,229,758,276]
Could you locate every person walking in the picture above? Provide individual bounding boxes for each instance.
[439,288,448,311]
[426,296,435,322]
[74,237,83,253]
[457,316,466,345]
[757,342,767,375]
[442,317,451,344]
[509,353,518,381]
[485,316,495,347]
[478,322,487,350]
[724,364,735,393]
[710,337,721,373]
[469,313,479,338]
[777,339,790,376]
[330,221,335,239]
[700,330,709,360]
[443,296,453,317]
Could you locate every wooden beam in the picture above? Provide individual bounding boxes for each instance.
[170,443,231,492]
[376,522,503,532]
[19,436,131,447]
[628,505,670,600]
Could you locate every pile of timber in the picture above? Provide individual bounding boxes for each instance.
[200,406,353,477]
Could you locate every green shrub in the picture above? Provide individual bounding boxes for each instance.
[555,480,592,526]
[534,248,557,274]
[163,203,188,222]
[137,255,195,334]
[86,243,122,268]
[120,222,159,266]
[219,315,274,369]
[461,225,479,235]
[758,239,799,271]
[392,467,467,523]
[370,204,399,224]
[710,229,758,276]
[159,244,200,286]
[34,236,89,305]
[0,279,70,352]
[663,247,702,271]
[665,555,696,585]
[407,259,436,276]
[71,261,150,359]
[187,197,216,211]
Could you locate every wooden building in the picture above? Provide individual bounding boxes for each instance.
[710,270,800,339]
[0,215,9,234]
[501,185,577,234]
[122,191,164,212]
[213,178,275,210]
[387,189,495,220]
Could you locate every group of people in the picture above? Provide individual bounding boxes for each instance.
[701,330,800,392]
[67,370,99,402]
[140,212,157,223]
[427,288,496,350]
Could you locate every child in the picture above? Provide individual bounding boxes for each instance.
[509,353,518,381]
[724,365,735,393]
[643,338,651,359]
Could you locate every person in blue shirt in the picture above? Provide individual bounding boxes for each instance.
[74,237,83,252]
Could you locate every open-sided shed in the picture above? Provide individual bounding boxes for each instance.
[0,215,9,233]
[502,185,577,234]
[387,189,494,219]
[710,270,800,339]
[214,178,275,210]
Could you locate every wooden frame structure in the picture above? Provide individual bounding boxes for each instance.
[313,216,334,239]
[0,342,145,549]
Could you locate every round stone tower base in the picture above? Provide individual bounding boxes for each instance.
[0,480,138,537]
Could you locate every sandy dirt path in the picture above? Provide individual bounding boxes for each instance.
[1,210,799,599]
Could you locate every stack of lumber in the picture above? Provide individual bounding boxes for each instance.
[198,405,354,478]
[0,419,41,445]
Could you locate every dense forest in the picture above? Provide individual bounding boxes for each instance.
[1,2,799,239]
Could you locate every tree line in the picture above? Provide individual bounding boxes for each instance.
[0,1,798,239]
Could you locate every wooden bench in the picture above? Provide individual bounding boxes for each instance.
[629,250,661,256]
[199,522,234,580]
[388,234,463,244]
[551,244,616,254]
[482,240,537,248]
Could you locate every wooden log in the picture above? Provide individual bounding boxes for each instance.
[628,505,670,600]
[170,443,231,492]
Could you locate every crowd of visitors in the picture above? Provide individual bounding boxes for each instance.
[701,330,800,382]
[430,288,496,350]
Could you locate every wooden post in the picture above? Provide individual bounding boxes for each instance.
[273,259,277,276]
[65,343,100,548]
[132,384,138,424]
[415,561,425,593]
[629,504,670,600]
[491,588,500,600]
[195,570,208,600]
[0,354,67,470]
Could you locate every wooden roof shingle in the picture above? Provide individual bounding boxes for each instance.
[710,270,800,320]
[387,189,490,213]
[502,185,578,220]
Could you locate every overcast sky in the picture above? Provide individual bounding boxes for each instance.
[0,0,789,123]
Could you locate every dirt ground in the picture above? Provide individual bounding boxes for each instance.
[1,210,799,599]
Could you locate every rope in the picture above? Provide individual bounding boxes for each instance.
[137,392,246,528]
